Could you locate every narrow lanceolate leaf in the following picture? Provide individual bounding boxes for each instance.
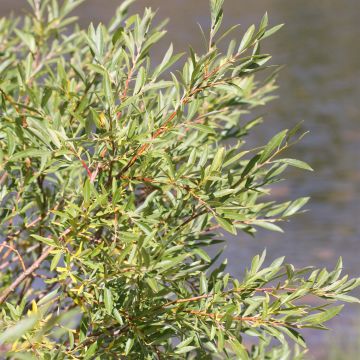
[104,288,114,315]
[259,12,269,33]
[262,24,284,39]
[175,346,198,354]
[104,72,114,106]
[300,305,344,325]
[31,235,58,247]
[14,29,36,53]
[252,220,284,233]
[134,67,146,94]
[50,252,62,271]
[125,338,135,355]
[259,129,288,163]
[275,158,314,171]
[188,123,216,134]
[238,25,255,53]
[229,339,249,360]
[210,147,225,172]
[10,149,52,160]
[175,337,194,350]
[215,215,236,235]
[0,314,40,344]
[213,188,235,198]
[283,197,310,217]
[83,178,91,205]
[200,272,208,294]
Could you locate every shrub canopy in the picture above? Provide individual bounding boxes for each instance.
[0,0,359,358]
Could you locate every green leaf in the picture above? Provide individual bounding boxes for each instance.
[41,87,53,108]
[153,43,173,78]
[259,12,269,33]
[259,130,288,163]
[50,252,62,271]
[175,346,197,354]
[283,197,310,217]
[229,339,249,359]
[200,273,207,294]
[113,309,124,325]
[104,72,114,106]
[193,248,211,262]
[10,149,52,161]
[334,294,360,303]
[0,314,40,344]
[300,305,344,325]
[146,278,159,293]
[14,29,36,53]
[188,123,216,134]
[262,24,284,39]
[241,154,260,178]
[252,221,284,233]
[104,288,113,315]
[84,341,98,359]
[37,289,59,306]
[83,178,91,205]
[31,235,57,247]
[238,25,255,53]
[87,63,107,75]
[112,26,124,44]
[134,67,146,94]
[281,327,306,348]
[213,188,235,198]
[275,158,313,171]
[125,338,134,355]
[210,147,225,172]
[175,336,194,350]
[215,215,236,235]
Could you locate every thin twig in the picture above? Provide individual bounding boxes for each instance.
[163,286,298,308]
[0,244,40,271]
[0,243,26,272]
[186,309,302,329]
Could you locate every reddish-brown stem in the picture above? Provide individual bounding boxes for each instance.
[0,246,52,305]
[163,286,298,308]
[0,244,40,271]
[0,226,70,305]
[187,309,301,329]
[68,147,92,178]
[0,243,26,272]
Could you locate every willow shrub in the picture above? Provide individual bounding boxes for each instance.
[0,0,358,359]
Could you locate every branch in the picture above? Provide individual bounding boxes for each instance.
[0,223,70,305]
[0,246,53,305]
[187,309,302,329]
[163,286,298,308]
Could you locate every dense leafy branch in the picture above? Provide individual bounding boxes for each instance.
[0,0,358,359]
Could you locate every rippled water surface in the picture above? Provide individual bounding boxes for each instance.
[1,1,360,358]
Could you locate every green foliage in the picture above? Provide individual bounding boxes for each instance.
[0,0,358,358]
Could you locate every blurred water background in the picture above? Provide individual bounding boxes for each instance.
[1,0,360,358]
